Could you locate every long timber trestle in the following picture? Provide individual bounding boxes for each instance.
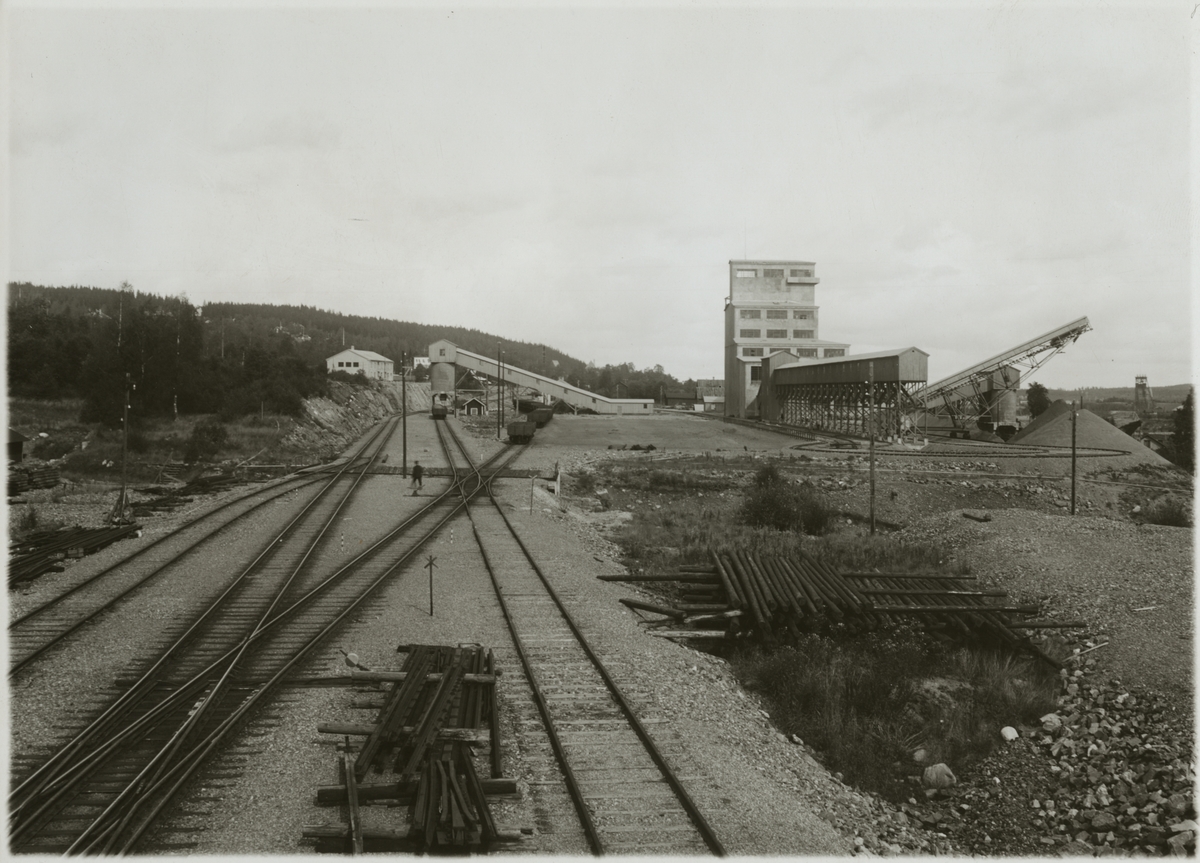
[777,379,924,438]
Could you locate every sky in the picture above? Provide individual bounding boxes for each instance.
[4,0,1195,388]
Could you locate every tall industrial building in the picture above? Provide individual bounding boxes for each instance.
[724,260,849,418]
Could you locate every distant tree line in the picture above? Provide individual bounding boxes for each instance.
[7,283,689,423]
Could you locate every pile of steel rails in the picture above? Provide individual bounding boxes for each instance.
[299,644,527,854]
[132,472,251,516]
[609,549,1076,667]
[8,523,142,586]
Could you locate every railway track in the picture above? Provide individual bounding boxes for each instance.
[439,421,725,856]
[9,415,467,853]
[7,472,334,677]
[11,413,723,855]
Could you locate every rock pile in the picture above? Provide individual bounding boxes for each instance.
[922,655,1195,855]
[1029,661,1195,855]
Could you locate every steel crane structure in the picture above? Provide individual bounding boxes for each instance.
[910,316,1091,437]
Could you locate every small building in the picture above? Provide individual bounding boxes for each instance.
[9,428,28,463]
[412,356,432,368]
[460,396,487,416]
[326,347,394,380]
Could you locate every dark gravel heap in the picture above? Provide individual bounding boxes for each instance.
[909,658,1195,856]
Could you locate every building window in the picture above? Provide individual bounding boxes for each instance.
[793,311,809,319]
[824,348,845,358]
[789,268,813,277]
[766,309,787,319]
[766,329,788,339]
[750,365,762,382]
[742,347,764,357]
[736,269,756,277]
[739,329,761,338]
[794,329,814,339]
[796,348,818,357]
[763,268,784,278]
[739,309,761,319]
[439,348,446,356]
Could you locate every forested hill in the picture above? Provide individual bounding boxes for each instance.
[7,283,687,424]
[203,300,583,380]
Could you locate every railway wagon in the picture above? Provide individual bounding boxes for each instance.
[528,407,555,428]
[506,419,536,444]
[431,391,451,419]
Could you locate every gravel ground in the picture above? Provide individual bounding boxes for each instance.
[900,508,1193,700]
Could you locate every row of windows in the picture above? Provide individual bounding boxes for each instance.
[739,329,816,339]
[735,268,814,278]
[739,309,811,320]
[746,346,846,378]
[336,361,361,368]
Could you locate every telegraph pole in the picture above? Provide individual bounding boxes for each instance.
[1070,402,1078,515]
[496,344,502,440]
[401,351,408,477]
[868,361,876,536]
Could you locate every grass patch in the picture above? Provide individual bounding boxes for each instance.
[732,633,1057,801]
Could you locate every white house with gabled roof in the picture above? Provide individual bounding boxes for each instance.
[326,346,394,380]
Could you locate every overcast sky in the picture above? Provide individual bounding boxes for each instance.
[5,1,1194,388]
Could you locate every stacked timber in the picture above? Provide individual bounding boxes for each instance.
[608,551,1061,667]
[8,464,61,495]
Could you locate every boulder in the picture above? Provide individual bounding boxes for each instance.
[922,763,957,789]
[1000,726,1019,742]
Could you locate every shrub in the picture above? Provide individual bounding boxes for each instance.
[127,429,151,454]
[31,436,74,460]
[740,465,831,535]
[18,506,39,533]
[184,419,228,464]
[328,369,371,387]
[572,470,597,494]
[1144,496,1192,527]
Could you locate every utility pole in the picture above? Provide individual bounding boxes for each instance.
[868,361,876,536]
[1071,402,1078,515]
[496,344,502,440]
[112,373,132,524]
[401,351,408,477]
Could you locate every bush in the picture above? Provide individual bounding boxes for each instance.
[741,465,831,535]
[17,506,39,533]
[127,429,151,454]
[31,436,74,460]
[184,419,228,464]
[328,369,371,387]
[1143,496,1192,527]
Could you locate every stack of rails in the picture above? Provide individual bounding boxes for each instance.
[132,473,247,516]
[304,644,524,854]
[8,523,142,586]
[607,550,1062,667]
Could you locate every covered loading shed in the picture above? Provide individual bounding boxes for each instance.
[760,347,929,438]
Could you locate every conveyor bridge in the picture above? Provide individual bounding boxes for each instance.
[426,340,654,415]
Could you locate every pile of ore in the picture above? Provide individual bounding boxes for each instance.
[1030,663,1194,855]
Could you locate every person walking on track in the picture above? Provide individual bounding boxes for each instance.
[410,460,424,495]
